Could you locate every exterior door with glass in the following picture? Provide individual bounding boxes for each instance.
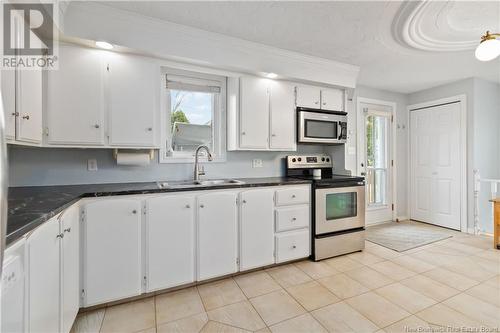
[358,102,393,224]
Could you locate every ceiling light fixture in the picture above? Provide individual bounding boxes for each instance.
[475,31,500,61]
[265,72,278,79]
[95,41,114,50]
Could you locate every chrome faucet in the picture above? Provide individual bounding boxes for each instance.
[194,145,213,181]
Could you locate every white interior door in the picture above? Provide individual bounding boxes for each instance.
[358,103,393,224]
[410,102,461,230]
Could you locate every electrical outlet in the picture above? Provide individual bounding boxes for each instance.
[252,159,263,168]
[87,159,98,171]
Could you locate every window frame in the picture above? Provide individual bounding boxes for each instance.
[159,67,227,163]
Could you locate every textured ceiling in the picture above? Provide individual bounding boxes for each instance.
[101,1,500,93]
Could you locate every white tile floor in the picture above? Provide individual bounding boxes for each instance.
[71,223,500,333]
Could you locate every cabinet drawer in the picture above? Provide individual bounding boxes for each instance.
[275,229,310,263]
[275,187,309,206]
[275,205,309,232]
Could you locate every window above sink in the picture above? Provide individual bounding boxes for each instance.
[160,67,227,163]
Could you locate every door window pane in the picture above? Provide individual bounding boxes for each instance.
[326,192,357,220]
[169,90,214,152]
[365,114,389,205]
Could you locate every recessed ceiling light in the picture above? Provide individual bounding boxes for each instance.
[475,31,500,61]
[96,41,114,50]
[265,72,278,79]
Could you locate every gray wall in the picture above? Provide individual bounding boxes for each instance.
[8,144,332,186]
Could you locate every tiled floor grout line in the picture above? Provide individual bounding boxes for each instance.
[231,277,272,332]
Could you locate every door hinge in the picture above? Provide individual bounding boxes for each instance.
[235,198,238,205]
[81,289,85,300]
[391,204,394,211]
[143,276,147,287]
[391,160,394,167]
[236,258,240,265]
[391,115,394,123]
[44,127,49,136]
[106,64,110,72]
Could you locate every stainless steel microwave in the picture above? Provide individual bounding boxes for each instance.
[297,107,348,144]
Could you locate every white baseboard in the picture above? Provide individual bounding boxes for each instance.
[396,216,409,222]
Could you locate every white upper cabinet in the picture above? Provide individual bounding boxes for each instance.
[47,45,105,145]
[197,191,238,280]
[296,85,345,112]
[1,70,16,139]
[230,76,296,151]
[239,76,270,149]
[270,81,296,150]
[296,85,320,109]
[83,198,142,306]
[321,88,344,111]
[107,52,158,147]
[60,205,80,333]
[145,195,195,292]
[239,189,275,271]
[27,216,61,333]
[17,66,42,143]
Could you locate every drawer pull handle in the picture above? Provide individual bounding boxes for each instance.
[132,210,137,214]
[200,204,205,208]
[185,204,190,208]
[292,245,297,249]
[292,217,297,221]
[22,115,30,120]
[292,195,296,198]
[56,233,64,239]
[94,124,100,129]
[242,200,247,204]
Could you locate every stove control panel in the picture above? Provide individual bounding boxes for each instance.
[287,154,333,169]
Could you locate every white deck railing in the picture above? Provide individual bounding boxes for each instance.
[473,169,500,235]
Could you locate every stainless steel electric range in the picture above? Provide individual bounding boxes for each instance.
[286,154,366,261]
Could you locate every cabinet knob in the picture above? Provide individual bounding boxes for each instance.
[323,102,326,105]
[132,210,137,214]
[271,134,276,137]
[314,101,319,105]
[94,124,100,129]
[292,217,297,221]
[64,228,71,233]
[56,233,64,239]
[200,204,205,208]
[185,204,191,208]
[22,115,30,120]
[241,132,246,135]
[11,112,19,116]
[147,127,153,132]
[242,200,247,204]
[292,245,297,249]
[292,194,296,198]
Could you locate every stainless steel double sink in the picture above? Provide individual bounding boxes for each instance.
[157,179,245,189]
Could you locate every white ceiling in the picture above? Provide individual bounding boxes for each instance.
[102,1,500,93]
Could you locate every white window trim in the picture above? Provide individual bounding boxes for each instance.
[159,67,227,164]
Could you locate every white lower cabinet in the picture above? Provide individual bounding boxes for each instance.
[60,205,80,333]
[27,216,61,333]
[145,195,195,292]
[239,189,275,271]
[197,192,238,280]
[82,198,142,306]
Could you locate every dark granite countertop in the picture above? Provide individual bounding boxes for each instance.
[7,177,311,246]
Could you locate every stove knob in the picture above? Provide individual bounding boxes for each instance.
[321,157,325,162]
[298,158,302,162]
[326,158,330,162]
[292,158,296,162]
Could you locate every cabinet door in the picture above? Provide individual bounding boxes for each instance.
[197,192,238,280]
[146,195,195,292]
[321,88,344,111]
[60,205,80,333]
[27,217,60,333]
[107,53,158,147]
[83,199,142,306]
[47,45,105,145]
[1,69,16,139]
[270,81,296,150]
[296,85,320,109]
[239,76,269,149]
[239,189,275,271]
[17,48,42,143]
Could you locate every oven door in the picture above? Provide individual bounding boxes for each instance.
[298,111,346,144]
[315,185,365,235]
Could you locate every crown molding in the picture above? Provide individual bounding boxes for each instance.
[62,2,359,88]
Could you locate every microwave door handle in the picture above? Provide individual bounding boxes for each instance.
[338,122,343,140]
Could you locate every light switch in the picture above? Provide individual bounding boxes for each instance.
[87,159,98,171]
